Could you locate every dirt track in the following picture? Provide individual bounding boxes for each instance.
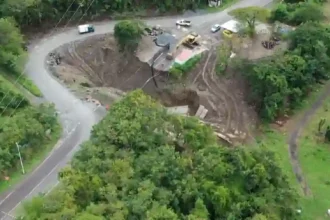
[50,35,258,144]
[188,46,257,143]
[288,83,330,196]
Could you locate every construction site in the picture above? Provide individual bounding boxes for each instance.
[47,20,290,145]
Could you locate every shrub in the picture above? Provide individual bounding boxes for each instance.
[114,20,145,52]
[271,2,324,25]
[216,44,231,75]
[169,54,201,79]
[18,76,42,97]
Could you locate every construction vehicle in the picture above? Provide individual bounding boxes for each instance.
[165,32,201,60]
[179,32,201,49]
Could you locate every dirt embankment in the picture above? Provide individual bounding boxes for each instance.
[48,34,258,144]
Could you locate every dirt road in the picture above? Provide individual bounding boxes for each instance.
[0,0,273,218]
[288,83,330,196]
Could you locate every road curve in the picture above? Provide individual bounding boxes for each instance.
[0,0,272,218]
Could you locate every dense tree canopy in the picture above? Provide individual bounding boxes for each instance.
[0,17,26,72]
[20,90,299,220]
[0,102,59,180]
[0,0,60,185]
[114,20,145,52]
[271,2,324,25]
[0,0,210,28]
[244,21,330,121]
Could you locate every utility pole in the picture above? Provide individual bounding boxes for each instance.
[16,142,25,174]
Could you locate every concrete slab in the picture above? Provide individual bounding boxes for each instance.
[166,106,189,115]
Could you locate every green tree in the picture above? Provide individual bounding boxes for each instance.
[114,20,145,52]
[0,17,25,72]
[289,22,330,82]
[271,2,324,25]
[290,2,324,25]
[245,60,289,121]
[20,90,298,220]
[187,198,209,219]
[229,6,270,37]
[0,103,59,182]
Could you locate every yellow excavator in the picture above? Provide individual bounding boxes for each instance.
[178,32,201,49]
[166,32,201,60]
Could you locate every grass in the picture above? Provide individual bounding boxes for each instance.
[257,129,299,189]
[1,69,42,97]
[0,124,61,193]
[256,84,330,219]
[17,76,42,97]
[296,92,330,220]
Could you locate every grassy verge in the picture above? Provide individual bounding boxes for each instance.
[0,124,61,193]
[257,84,330,219]
[17,76,42,97]
[257,129,299,190]
[1,69,42,97]
[296,91,330,220]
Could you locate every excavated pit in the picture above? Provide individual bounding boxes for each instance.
[47,33,259,144]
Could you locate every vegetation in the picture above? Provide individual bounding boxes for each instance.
[243,21,330,121]
[0,0,212,28]
[0,99,60,185]
[0,0,328,219]
[18,76,43,97]
[215,43,231,75]
[0,17,26,73]
[0,1,59,187]
[169,55,202,79]
[257,86,330,219]
[114,20,145,52]
[229,6,270,37]
[271,2,324,25]
[20,90,299,220]
[297,94,330,219]
[241,1,330,218]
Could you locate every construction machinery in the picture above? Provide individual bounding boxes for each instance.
[178,32,201,49]
[165,32,201,60]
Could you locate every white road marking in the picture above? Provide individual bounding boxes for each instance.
[0,122,81,210]
[45,181,59,196]
[0,192,14,207]
[1,211,14,219]
[2,164,61,219]
[4,142,80,217]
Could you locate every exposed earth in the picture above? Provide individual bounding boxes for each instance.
[47,30,285,144]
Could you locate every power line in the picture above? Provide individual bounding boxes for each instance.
[1,0,97,117]
[0,0,77,107]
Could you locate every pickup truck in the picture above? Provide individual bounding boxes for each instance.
[176,20,191,27]
[78,24,95,34]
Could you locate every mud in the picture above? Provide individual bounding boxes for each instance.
[48,33,260,144]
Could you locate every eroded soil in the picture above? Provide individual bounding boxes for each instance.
[50,34,259,144]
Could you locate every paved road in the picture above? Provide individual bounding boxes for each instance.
[0,0,272,218]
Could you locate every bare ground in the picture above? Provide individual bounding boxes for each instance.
[48,34,274,144]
